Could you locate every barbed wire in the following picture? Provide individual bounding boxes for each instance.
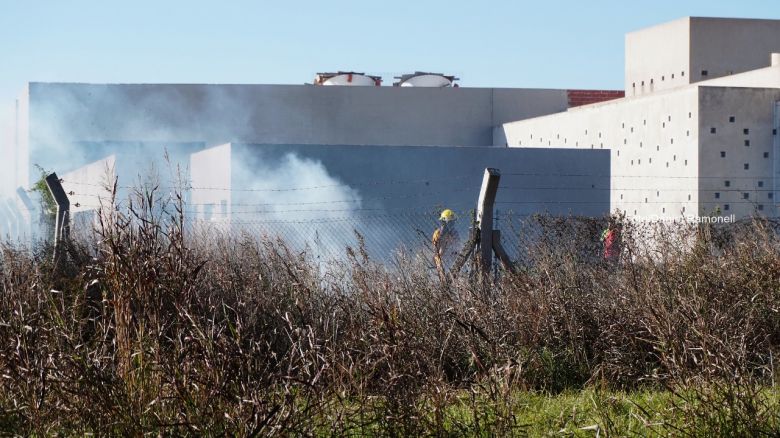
[60,172,780,193]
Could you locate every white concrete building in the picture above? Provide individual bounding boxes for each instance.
[498,17,780,220]
[8,82,623,192]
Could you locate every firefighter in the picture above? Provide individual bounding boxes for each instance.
[433,208,460,277]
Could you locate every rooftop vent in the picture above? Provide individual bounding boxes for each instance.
[393,72,459,87]
[313,71,382,86]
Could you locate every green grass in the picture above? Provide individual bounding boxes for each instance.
[309,386,779,437]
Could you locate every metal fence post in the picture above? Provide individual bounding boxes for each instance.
[476,168,500,273]
[45,172,70,259]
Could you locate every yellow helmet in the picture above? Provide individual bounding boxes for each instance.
[439,209,456,222]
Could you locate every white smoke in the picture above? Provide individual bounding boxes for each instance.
[206,148,365,260]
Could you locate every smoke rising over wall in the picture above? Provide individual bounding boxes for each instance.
[2,82,610,252]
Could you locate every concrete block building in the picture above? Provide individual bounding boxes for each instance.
[498,17,780,220]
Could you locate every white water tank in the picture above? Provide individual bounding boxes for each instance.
[399,74,454,87]
[314,72,381,86]
[394,72,458,87]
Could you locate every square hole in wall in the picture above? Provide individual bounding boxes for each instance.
[745,140,750,146]
[720,151,726,157]
[701,70,708,76]
[759,181,764,188]
[725,180,731,187]
[715,192,720,199]
[729,116,736,123]
[743,128,749,135]
[743,193,749,199]
[711,127,716,134]
[744,163,750,170]
[764,152,769,158]
[724,204,730,211]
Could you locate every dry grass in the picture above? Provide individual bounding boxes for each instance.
[2,186,780,435]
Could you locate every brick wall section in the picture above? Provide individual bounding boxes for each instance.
[567,90,625,108]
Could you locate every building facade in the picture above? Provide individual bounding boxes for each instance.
[499,17,780,220]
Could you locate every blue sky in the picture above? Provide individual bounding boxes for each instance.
[1,0,779,107]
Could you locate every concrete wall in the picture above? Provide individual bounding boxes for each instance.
[190,143,231,221]
[626,17,691,96]
[60,155,117,215]
[690,18,780,84]
[698,64,780,89]
[189,143,611,257]
[20,82,575,188]
[698,86,780,218]
[14,86,30,194]
[626,17,780,96]
[501,84,780,220]
[502,87,702,219]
